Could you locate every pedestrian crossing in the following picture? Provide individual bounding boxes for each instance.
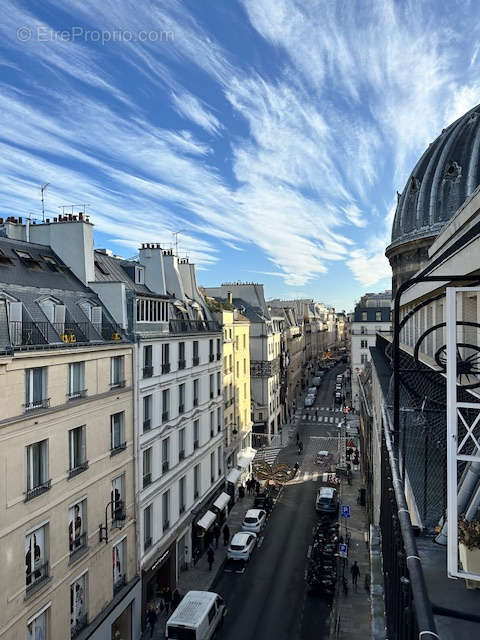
[254,446,282,465]
[302,414,340,424]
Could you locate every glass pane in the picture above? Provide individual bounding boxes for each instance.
[32,368,43,403]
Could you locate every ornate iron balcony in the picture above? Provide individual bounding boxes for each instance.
[25,479,51,501]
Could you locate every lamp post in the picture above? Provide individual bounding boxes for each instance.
[99,499,125,544]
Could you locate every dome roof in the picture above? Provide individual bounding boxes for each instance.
[388,104,480,250]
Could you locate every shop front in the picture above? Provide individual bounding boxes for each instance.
[141,540,176,621]
[226,467,242,503]
[212,491,231,525]
[236,447,257,484]
[191,483,225,560]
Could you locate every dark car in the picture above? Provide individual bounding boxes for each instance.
[315,487,339,515]
[254,492,274,513]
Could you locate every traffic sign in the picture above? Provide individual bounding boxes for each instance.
[341,505,350,518]
[339,543,348,558]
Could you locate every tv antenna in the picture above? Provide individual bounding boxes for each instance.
[40,183,50,221]
[172,229,185,256]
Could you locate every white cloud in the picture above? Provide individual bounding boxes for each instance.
[171,91,222,135]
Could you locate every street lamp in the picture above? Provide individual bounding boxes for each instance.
[99,499,125,544]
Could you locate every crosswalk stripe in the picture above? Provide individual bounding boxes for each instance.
[330,417,334,423]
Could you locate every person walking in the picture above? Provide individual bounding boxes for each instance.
[350,561,360,591]
[172,588,182,611]
[164,586,172,614]
[296,432,300,444]
[207,545,215,571]
[223,524,230,546]
[147,605,157,639]
[213,522,221,549]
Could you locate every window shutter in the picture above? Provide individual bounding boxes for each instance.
[39,300,55,323]
[54,303,65,333]
[79,301,91,320]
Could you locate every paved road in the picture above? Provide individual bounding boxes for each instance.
[215,361,346,640]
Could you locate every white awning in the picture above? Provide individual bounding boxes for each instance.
[196,510,216,530]
[237,447,257,469]
[226,468,242,484]
[213,492,230,511]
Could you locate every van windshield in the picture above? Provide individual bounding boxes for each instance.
[167,625,196,640]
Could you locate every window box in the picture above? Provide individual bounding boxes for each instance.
[143,473,152,488]
[143,366,153,378]
[144,536,152,550]
[68,461,89,479]
[24,398,50,412]
[67,389,88,400]
[178,359,186,370]
[162,411,169,422]
[69,532,88,559]
[209,354,215,362]
[162,363,171,374]
[193,357,200,366]
[110,442,127,456]
[179,450,185,460]
[143,418,151,431]
[178,404,184,414]
[194,440,199,450]
[25,561,49,593]
[162,461,169,473]
[25,479,51,502]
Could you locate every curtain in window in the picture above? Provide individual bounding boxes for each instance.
[25,526,45,586]
[68,502,84,551]
[70,575,86,629]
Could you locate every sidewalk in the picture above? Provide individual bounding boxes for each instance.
[145,493,257,639]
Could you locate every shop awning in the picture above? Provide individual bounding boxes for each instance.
[237,447,257,469]
[213,492,231,511]
[196,510,216,530]
[226,468,242,484]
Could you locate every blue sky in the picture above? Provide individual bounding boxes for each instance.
[1,1,480,311]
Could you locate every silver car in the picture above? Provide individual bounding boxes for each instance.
[227,532,257,562]
[242,509,267,533]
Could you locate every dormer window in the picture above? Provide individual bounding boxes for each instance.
[42,255,61,271]
[38,298,65,329]
[0,249,13,266]
[79,300,102,330]
[135,266,145,285]
[14,249,42,268]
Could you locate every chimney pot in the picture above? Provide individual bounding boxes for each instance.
[18,217,22,223]
[46,218,50,223]
[54,217,57,222]
[79,212,83,220]
[0,218,3,224]
[68,214,73,221]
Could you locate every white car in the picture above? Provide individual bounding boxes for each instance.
[307,386,317,395]
[304,396,314,407]
[227,532,257,562]
[242,509,267,533]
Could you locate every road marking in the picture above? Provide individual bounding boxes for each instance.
[257,536,265,549]
[304,568,308,580]
[329,416,334,423]
[313,472,318,481]
[307,545,312,559]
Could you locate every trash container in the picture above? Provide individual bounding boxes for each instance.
[358,487,366,506]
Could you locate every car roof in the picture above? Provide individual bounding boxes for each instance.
[317,450,329,456]
[318,487,335,498]
[231,532,254,544]
[245,509,264,517]
[167,591,218,627]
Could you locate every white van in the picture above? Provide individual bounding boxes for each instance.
[166,590,227,639]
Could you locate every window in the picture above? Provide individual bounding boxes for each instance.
[218,446,223,476]
[216,338,221,360]
[375,311,382,321]
[193,340,199,365]
[25,524,48,590]
[209,339,214,361]
[143,505,152,550]
[193,420,199,450]
[27,609,48,640]
[360,339,368,349]
[210,412,215,438]
[162,490,170,531]
[361,353,368,365]
[68,426,87,476]
[178,383,185,413]
[26,440,50,500]
[111,476,125,523]
[229,328,232,340]
[70,574,87,637]
[179,428,185,460]
[179,476,186,514]
[217,407,221,433]
[361,312,367,321]
[161,343,170,374]
[162,389,170,422]
[143,448,152,488]
[194,464,200,499]
[209,374,214,399]
[178,341,186,369]
[360,326,366,335]
[210,452,215,483]
[136,298,168,322]
[244,358,246,375]
[229,354,232,371]
[143,395,152,431]
[193,379,199,406]
[79,300,102,330]
[113,539,126,593]
[143,345,153,378]
[95,260,109,275]
[244,382,247,400]
[68,362,86,399]
[69,499,87,555]
[25,367,48,410]
[235,335,239,351]
[110,412,126,453]
[243,334,246,349]
[236,361,239,377]
[217,372,221,396]
[224,356,228,372]
[135,266,145,284]
[110,356,124,387]
[162,437,170,473]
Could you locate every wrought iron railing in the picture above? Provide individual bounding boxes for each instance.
[68,461,89,478]
[24,397,50,412]
[71,614,88,638]
[25,479,51,501]
[69,532,88,556]
[7,320,124,350]
[26,560,49,591]
[169,319,221,333]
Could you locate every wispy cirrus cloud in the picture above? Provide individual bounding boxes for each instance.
[171,91,222,135]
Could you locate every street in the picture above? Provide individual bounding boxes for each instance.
[215,361,347,640]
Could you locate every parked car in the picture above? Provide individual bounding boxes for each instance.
[227,532,257,562]
[334,392,342,405]
[166,590,227,640]
[307,386,317,395]
[336,374,343,383]
[242,509,267,533]
[312,377,322,386]
[335,384,342,392]
[315,486,339,515]
[305,396,314,407]
[254,492,274,513]
[314,450,332,466]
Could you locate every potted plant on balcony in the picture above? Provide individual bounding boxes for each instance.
[458,516,480,589]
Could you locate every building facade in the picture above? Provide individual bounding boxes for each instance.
[0,229,140,640]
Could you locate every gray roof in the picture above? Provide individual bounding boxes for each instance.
[94,251,152,295]
[388,103,480,250]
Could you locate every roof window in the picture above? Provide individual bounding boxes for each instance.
[95,260,110,275]
[42,255,61,271]
[0,249,13,265]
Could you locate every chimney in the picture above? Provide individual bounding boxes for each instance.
[0,217,27,241]
[227,291,233,305]
[138,243,167,295]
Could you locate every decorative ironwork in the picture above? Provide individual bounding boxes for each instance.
[252,460,295,485]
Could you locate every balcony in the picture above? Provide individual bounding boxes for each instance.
[209,354,215,362]
[26,560,49,593]
[143,365,153,378]
[25,479,51,502]
[179,450,185,460]
[113,501,126,523]
[110,442,127,456]
[143,473,152,488]
[71,614,88,638]
[216,353,221,360]
[113,573,126,594]
[162,411,169,422]
[193,356,200,366]
[24,398,50,412]
[67,389,88,400]
[169,319,221,334]
[144,536,152,550]
[162,363,171,374]
[68,461,89,479]
[69,532,88,559]
[143,418,151,431]
[178,359,186,370]
[162,461,169,473]
[178,404,184,414]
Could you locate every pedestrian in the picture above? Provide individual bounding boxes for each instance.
[213,522,221,548]
[223,523,230,546]
[315,408,318,419]
[239,483,245,499]
[147,605,157,638]
[296,432,300,444]
[255,480,260,495]
[164,586,172,614]
[207,545,215,571]
[350,561,360,591]
[246,478,251,495]
[172,588,181,611]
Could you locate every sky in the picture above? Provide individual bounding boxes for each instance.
[1,1,480,311]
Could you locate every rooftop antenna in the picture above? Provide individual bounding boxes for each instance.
[40,183,50,221]
[172,229,185,256]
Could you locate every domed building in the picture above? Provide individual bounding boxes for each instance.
[386,104,480,294]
